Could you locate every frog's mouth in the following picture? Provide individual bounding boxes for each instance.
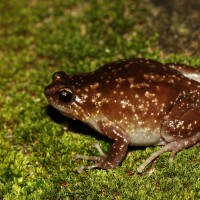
[48,99,76,119]
[47,98,69,112]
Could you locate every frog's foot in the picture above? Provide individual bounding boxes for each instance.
[73,142,107,173]
[137,133,200,173]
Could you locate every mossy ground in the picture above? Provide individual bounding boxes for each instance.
[0,1,199,199]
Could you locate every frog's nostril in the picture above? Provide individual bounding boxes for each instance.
[44,86,53,96]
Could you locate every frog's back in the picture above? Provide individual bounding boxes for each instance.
[84,58,200,146]
[82,58,199,131]
[86,58,199,94]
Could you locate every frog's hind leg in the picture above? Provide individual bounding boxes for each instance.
[137,97,200,173]
[137,132,200,173]
[166,63,200,83]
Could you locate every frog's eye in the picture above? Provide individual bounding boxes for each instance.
[59,88,73,103]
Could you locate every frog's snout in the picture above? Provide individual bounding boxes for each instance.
[44,85,54,98]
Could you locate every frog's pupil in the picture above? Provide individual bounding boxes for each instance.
[59,89,73,102]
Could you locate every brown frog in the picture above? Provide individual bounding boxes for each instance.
[44,58,200,173]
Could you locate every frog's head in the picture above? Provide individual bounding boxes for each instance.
[44,71,85,119]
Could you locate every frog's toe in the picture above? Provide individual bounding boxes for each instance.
[169,150,178,163]
[73,153,100,161]
[73,142,106,161]
[73,142,108,172]
[73,154,108,173]
[76,163,100,173]
[92,142,106,156]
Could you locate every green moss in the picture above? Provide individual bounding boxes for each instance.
[0,0,199,199]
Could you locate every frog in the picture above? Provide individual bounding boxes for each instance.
[44,58,200,173]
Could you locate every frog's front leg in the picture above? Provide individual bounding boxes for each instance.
[73,120,129,173]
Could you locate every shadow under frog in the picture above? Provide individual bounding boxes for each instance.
[46,104,111,141]
[45,58,200,173]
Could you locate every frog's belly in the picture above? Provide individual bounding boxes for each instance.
[86,118,167,146]
[128,128,167,146]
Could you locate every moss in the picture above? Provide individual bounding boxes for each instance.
[0,0,199,199]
